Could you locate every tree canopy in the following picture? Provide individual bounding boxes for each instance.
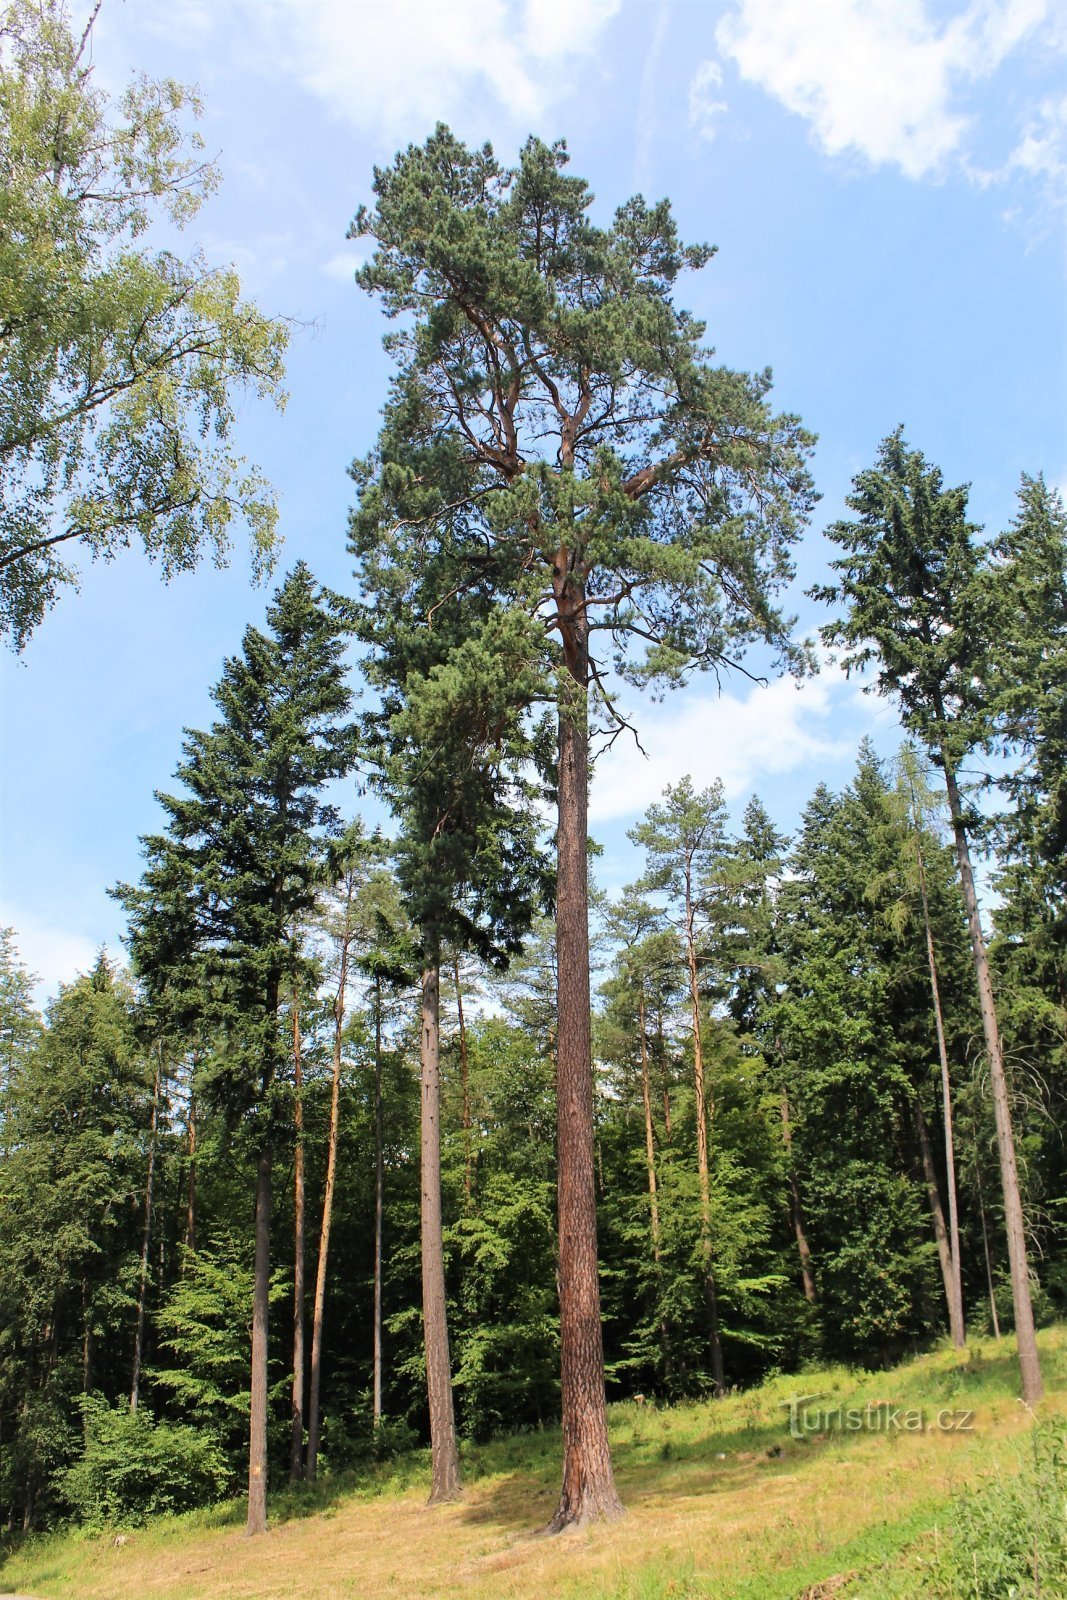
[0,0,289,649]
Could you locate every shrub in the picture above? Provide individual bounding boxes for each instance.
[58,1398,232,1527]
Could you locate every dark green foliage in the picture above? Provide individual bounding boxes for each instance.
[813,429,993,770]
[118,561,358,1133]
[349,127,816,719]
[444,1016,560,1437]
[0,956,152,1525]
[58,1398,231,1527]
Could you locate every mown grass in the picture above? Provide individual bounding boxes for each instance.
[3,1326,1065,1600]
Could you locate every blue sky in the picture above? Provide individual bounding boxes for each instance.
[1,0,1065,996]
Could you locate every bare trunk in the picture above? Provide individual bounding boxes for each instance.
[942,762,1041,1401]
[657,1007,672,1143]
[913,824,965,1345]
[306,934,350,1481]
[373,973,384,1430]
[81,1278,92,1421]
[454,957,473,1209]
[246,1145,272,1536]
[420,960,461,1503]
[780,1092,817,1304]
[130,1051,161,1412]
[684,877,724,1396]
[290,1004,306,1482]
[975,1150,1002,1339]
[185,1089,197,1253]
[915,1099,962,1342]
[638,993,661,1264]
[548,598,623,1531]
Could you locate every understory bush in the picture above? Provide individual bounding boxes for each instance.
[58,1398,232,1527]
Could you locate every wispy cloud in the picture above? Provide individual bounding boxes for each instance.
[688,59,728,142]
[633,0,672,194]
[196,0,623,145]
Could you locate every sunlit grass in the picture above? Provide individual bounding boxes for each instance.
[3,1326,1064,1600]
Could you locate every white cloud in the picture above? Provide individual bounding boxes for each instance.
[588,657,860,824]
[689,59,728,141]
[228,0,623,142]
[321,248,366,282]
[713,0,1050,180]
[0,904,101,1005]
[1005,91,1067,200]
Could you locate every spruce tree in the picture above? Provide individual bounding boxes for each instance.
[117,562,358,1533]
[357,592,550,1502]
[349,128,814,1526]
[815,433,1044,1402]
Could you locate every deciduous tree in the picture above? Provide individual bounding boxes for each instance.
[0,0,288,648]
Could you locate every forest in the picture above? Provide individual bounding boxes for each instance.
[0,0,1064,1580]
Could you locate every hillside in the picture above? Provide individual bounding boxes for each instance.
[3,1327,1065,1600]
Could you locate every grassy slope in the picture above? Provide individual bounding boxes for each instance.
[3,1327,1065,1600]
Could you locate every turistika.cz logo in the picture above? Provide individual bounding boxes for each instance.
[779,1394,976,1439]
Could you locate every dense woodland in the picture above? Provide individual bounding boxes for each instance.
[1,0,1065,1545]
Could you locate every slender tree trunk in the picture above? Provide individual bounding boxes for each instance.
[420,959,461,1503]
[131,1050,161,1412]
[246,1144,272,1536]
[290,1004,306,1482]
[975,1150,1002,1339]
[779,1091,817,1305]
[914,1099,961,1342]
[373,972,384,1431]
[548,593,623,1532]
[684,877,725,1397]
[639,991,671,1379]
[657,1007,672,1144]
[638,993,661,1264]
[185,1088,197,1253]
[81,1277,92,1421]
[307,931,350,1482]
[942,761,1041,1401]
[454,957,473,1209]
[913,824,965,1345]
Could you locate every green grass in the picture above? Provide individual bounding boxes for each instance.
[3,1326,1065,1600]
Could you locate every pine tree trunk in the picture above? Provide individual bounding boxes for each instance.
[975,1150,1002,1339]
[420,959,461,1503]
[658,1008,672,1144]
[455,957,473,1209]
[130,1050,161,1412]
[246,1144,272,1536]
[913,826,965,1345]
[779,1092,817,1304]
[638,993,661,1265]
[915,1099,961,1342]
[684,876,725,1397]
[290,1004,306,1482]
[373,972,384,1431]
[942,761,1042,1401]
[81,1277,92,1419]
[548,590,623,1531]
[185,1088,197,1253]
[307,932,350,1481]
[639,991,671,1381]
